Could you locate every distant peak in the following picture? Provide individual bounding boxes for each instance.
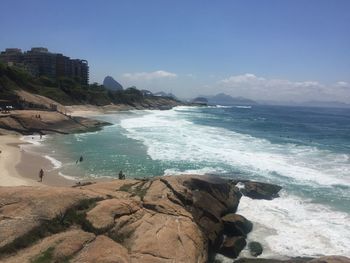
[103,76,123,91]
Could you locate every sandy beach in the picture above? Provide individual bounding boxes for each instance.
[0,134,74,187]
[0,135,35,186]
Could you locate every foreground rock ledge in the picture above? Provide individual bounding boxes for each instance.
[0,175,348,263]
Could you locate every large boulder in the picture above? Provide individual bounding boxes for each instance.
[238,181,282,200]
[218,236,246,258]
[248,241,263,257]
[221,213,253,237]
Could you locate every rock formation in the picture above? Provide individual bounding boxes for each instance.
[0,175,348,263]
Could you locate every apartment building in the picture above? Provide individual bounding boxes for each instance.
[0,47,89,85]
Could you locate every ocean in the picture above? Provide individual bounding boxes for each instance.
[24,105,350,259]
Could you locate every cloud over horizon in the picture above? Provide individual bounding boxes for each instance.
[122,70,177,81]
[218,73,350,103]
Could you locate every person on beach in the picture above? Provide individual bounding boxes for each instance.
[118,170,125,180]
[39,169,44,182]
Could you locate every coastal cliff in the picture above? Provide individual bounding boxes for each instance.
[0,175,348,263]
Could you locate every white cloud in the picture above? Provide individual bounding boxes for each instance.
[122,70,177,81]
[218,73,350,102]
[336,81,350,88]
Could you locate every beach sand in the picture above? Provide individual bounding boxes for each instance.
[0,135,35,186]
[0,135,74,187]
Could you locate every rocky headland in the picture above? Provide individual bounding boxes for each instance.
[0,175,348,263]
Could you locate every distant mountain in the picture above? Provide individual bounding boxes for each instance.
[103,76,123,91]
[204,93,257,106]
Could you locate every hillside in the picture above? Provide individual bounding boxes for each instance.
[0,63,181,107]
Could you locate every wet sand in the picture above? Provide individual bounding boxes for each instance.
[0,135,75,187]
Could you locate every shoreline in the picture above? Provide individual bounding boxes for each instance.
[0,134,76,187]
[0,135,35,186]
[0,106,112,187]
[0,135,75,189]
[17,138,76,187]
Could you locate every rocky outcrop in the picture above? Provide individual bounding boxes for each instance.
[248,241,263,257]
[234,180,282,200]
[222,213,253,237]
[0,110,110,135]
[72,235,130,263]
[0,175,348,263]
[218,236,246,258]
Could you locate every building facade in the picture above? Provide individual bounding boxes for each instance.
[0,47,89,85]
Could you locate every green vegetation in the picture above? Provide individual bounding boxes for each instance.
[0,63,177,106]
[119,183,138,192]
[30,247,55,263]
[119,181,149,200]
[109,228,135,246]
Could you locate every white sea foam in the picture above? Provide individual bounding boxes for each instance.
[21,134,47,146]
[58,171,77,181]
[120,108,350,187]
[163,167,226,176]
[216,105,233,108]
[235,105,252,109]
[44,155,62,170]
[237,193,350,258]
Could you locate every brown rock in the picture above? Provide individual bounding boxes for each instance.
[161,175,242,245]
[239,181,282,200]
[72,235,130,263]
[0,186,99,251]
[218,236,247,258]
[111,209,207,263]
[142,179,192,218]
[221,213,253,237]
[79,179,141,199]
[2,229,95,263]
[86,199,141,231]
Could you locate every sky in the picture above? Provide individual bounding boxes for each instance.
[0,0,350,102]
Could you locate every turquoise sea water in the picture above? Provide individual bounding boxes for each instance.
[28,105,350,258]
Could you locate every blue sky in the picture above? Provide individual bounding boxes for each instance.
[1,0,350,102]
